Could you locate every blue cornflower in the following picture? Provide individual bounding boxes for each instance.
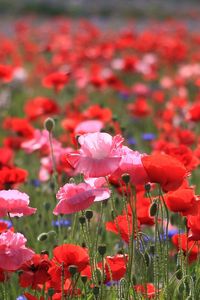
[30,179,41,187]
[16,296,27,300]
[141,133,156,141]
[127,137,137,145]
[52,219,71,228]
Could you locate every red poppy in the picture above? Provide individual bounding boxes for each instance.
[187,203,200,241]
[164,184,198,215]
[42,72,70,92]
[172,233,200,263]
[141,153,187,192]
[0,64,13,83]
[0,166,28,189]
[106,214,140,243]
[134,283,156,299]
[24,97,60,121]
[3,117,34,139]
[83,104,112,123]
[128,98,151,118]
[48,244,89,290]
[187,101,200,122]
[0,147,13,167]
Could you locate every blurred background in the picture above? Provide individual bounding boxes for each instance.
[0,0,200,18]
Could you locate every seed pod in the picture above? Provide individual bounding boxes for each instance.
[85,210,93,221]
[150,202,158,217]
[37,232,48,242]
[81,275,87,284]
[44,117,55,132]
[93,286,100,296]
[176,265,183,280]
[68,265,78,276]
[145,183,151,193]
[79,216,86,225]
[48,288,55,296]
[121,173,130,184]
[98,244,106,256]
[144,251,150,267]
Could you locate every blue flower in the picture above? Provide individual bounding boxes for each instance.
[127,137,137,145]
[16,296,27,300]
[141,133,156,141]
[30,179,41,187]
[52,219,71,227]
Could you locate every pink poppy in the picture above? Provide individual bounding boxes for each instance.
[0,231,34,271]
[66,132,123,177]
[84,177,111,201]
[74,120,104,135]
[53,182,110,215]
[21,129,61,154]
[0,190,36,217]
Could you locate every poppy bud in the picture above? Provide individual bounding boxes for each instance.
[132,275,137,285]
[93,286,100,296]
[48,230,57,237]
[79,216,86,225]
[176,265,183,280]
[111,210,115,220]
[98,244,106,256]
[44,117,55,132]
[144,251,150,267]
[44,202,51,211]
[37,232,48,242]
[48,288,55,296]
[81,275,87,284]
[85,210,93,221]
[68,265,78,276]
[145,183,151,193]
[150,245,155,255]
[150,202,158,217]
[121,173,130,184]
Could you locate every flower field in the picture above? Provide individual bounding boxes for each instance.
[0,17,200,299]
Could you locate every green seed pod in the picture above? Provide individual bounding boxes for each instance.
[44,202,51,211]
[176,265,183,280]
[48,288,55,296]
[132,275,137,285]
[81,275,87,284]
[37,232,48,242]
[149,245,155,255]
[85,210,93,220]
[93,286,100,296]
[144,251,150,267]
[79,216,86,225]
[150,202,158,217]
[145,183,151,193]
[68,265,78,276]
[44,117,55,132]
[98,244,106,256]
[121,173,130,184]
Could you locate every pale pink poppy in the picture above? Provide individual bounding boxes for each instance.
[84,177,111,201]
[21,129,61,154]
[0,231,34,270]
[74,120,104,135]
[53,181,110,215]
[0,190,36,217]
[110,146,149,185]
[67,132,123,177]
[39,146,74,181]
